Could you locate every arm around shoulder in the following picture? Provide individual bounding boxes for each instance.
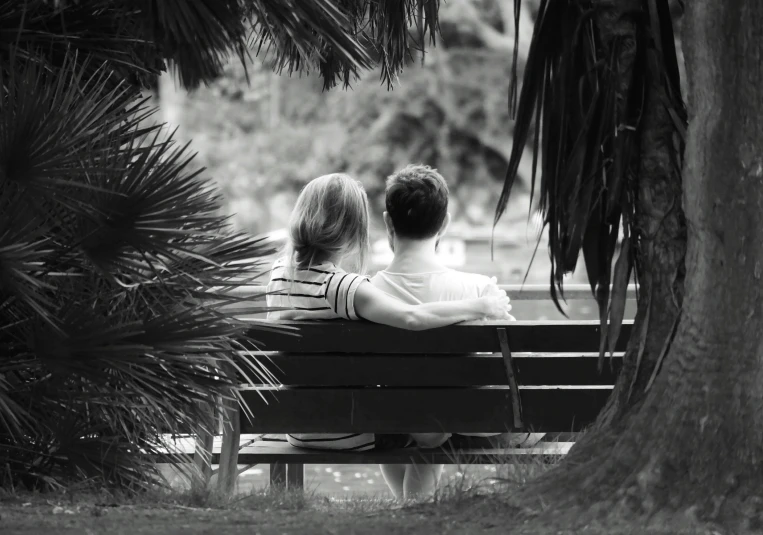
[353,282,430,330]
[353,281,511,330]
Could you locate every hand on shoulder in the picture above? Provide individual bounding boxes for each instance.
[482,290,512,319]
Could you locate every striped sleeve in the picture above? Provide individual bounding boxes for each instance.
[324,270,367,320]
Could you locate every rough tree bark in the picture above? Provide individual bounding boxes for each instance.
[523,1,763,530]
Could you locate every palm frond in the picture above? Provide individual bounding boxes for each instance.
[147,0,250,88]
[246,0,441,89]
[5,0,444,92]
[494,0,686,355]
[0,54,153,203]
[0,54,278,490]
[247,0,374,90]
[1,1,160,88]
[365,0,441,88]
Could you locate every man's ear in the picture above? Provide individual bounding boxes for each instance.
[438,212,451,237]
[383,211,394,236]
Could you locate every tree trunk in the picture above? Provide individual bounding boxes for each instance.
[158,68,185,139]
[523,1,763,529]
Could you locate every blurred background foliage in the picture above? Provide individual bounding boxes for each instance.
[155,0,540,243]
[152,0,683,288]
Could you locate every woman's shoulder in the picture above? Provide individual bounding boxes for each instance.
[316,264,367,291]
[271,258,348,283]
[327,263,369,281]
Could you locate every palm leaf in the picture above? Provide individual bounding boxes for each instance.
[247,0,374,90]
[494,0,685,357]
[0,54,279,489]
[0,54,155,203]
[5,0,444,92]
[146,0,250,88]
[0,1,160,88]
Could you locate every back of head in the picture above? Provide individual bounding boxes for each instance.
[288,173,370,273]
[385,164,449,240]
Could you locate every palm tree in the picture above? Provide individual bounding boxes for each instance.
[496,0,763,528]
[0,0,443,490]
[496,0,687,422]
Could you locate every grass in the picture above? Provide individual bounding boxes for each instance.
[0,447,720,534]
[0,450,553,533]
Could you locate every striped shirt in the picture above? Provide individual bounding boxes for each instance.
[266,257,367,320]
[266,257,374,451]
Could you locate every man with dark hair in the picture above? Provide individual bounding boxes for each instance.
[371,164,518,500]
[373,164,509,304]
[383,164,450,241]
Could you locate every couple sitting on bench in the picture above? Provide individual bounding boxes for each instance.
[266,164,515,499]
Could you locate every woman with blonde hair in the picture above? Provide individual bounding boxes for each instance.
[267,173,512,454]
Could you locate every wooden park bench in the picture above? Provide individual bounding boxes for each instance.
[189,310,632,491]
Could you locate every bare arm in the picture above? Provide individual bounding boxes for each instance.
[353,281,511,331]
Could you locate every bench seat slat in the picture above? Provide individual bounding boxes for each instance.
[244,321,633,354]
[154,437,571,464]
[239,388,611,434]
[233,441,571,464]
[245,352,622,386]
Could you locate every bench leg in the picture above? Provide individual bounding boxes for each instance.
[216,395,241,496]
[286,463,304,490]
[192,400,217,487]
[270,462,287,490]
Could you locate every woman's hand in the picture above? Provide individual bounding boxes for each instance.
[482,290,512,319]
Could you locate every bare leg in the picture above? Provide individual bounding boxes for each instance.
[380,464,406,500]
[403,463,444,500]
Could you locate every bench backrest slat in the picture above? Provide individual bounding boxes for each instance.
[246,352,623,387]
[239,320,628,435]
[244,321,633,354]
[240,387,610,434]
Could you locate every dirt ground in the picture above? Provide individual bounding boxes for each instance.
[0,494,723,535]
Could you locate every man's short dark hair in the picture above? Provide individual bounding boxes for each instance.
[385,164,449,240]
